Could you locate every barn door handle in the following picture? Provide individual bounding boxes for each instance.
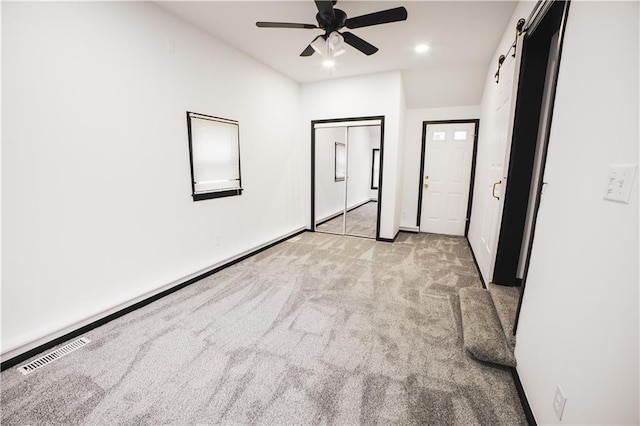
[492,180,502,200]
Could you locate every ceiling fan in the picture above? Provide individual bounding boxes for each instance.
[256,1,408,57]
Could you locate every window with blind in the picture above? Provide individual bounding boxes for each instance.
[186,111,242,201]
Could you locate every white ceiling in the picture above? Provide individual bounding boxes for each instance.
[157,1,517,108]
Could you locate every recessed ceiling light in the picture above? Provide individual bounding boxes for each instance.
[323,59,335,68]
[415,44,430,53]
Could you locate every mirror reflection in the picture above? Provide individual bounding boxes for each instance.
[314,123,381,239]
[315,127,347,235]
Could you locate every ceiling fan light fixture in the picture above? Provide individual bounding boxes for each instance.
[328,32,343,48]
[257,3,408,58]
[310,36,326,54]
[327,31,346,57]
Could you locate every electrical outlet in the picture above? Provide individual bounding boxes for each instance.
[553,385,567,420]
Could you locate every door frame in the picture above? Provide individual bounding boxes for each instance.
[507,0,571,332]
[493,1,571,288]
[310,115,385,241]
[416,119,480,237]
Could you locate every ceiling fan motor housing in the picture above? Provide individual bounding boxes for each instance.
[316,8,347,33]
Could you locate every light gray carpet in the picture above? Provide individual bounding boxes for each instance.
[488,284,520,347]
[317,201,377,238]
[1,232,526,425]
[459,287,516,368]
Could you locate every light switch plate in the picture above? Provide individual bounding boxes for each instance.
[603,164,637,203]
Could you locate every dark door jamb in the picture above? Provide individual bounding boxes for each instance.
[512,0,571,334]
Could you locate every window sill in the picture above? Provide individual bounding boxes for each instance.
[193,189,242,201]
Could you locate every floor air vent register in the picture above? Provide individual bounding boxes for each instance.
[17,337,91,375]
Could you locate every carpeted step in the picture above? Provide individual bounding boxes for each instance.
[459,287,516,367]
[488,284,520,347]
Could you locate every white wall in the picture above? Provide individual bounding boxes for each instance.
[402,65,487,109]
[314,127,346,222]
[393,82,408,235]
[1,2,306,360]
[515,2,639,424]
[346,127,375,208]
[401,105,481,230]
[301,71,404,240]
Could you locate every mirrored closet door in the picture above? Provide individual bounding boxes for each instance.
[313,119,382,239]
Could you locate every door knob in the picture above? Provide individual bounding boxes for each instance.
[424,183,429,189]
[424,175,429,180]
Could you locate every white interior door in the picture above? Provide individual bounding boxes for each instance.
[420,122,476,236]
[476,37,524,282]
